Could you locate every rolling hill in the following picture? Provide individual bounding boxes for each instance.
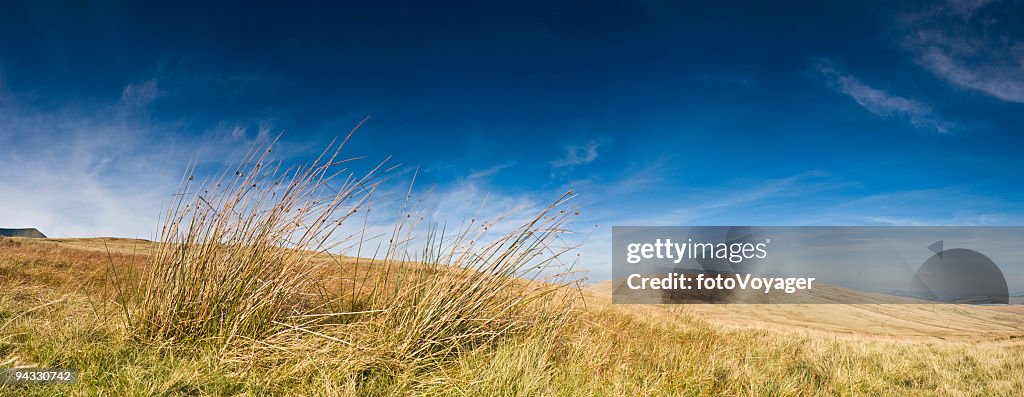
[3,236,1024,395]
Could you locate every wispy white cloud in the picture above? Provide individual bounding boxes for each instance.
[229,123,248,140]
[213,120,275,143]
[813,58,954,133]
[119,79,158,108]
[826,187,1022,226]
[663,171,837,224]
[902,0,1024,104]
[0,76,284,238]
[466,161,515,180]
[551,139,604,168]
[0,85,180,238]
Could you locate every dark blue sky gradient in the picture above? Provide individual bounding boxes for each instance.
[2,1,1023,274]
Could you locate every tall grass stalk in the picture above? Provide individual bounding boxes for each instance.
[117,132,582,366]
[123,130,385,344]
[335,190,581,363]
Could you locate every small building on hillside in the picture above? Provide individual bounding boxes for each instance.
[0,228,47,238]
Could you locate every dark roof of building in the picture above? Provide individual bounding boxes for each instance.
[0,228,47,238]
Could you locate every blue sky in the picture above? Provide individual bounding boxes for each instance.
[1,1,1023,279]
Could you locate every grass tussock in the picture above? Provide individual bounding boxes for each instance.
[116,134,387,344]
[111,134,582,371]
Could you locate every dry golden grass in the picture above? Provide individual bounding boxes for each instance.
[585,280,1024,342]
[3,236,1024,395]
[3,138,1024,395]
[103,135,579,357]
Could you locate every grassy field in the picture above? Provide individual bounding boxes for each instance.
[2,236,1024,396]
[3,143,1024,396]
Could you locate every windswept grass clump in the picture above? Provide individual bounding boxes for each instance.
[115,134,386,344]
[112,132,582,372]
[344,192,581,364]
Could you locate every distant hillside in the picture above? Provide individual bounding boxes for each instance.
[0,228,47,238]
[3,236,1024,395]
[585,279,1024,340]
